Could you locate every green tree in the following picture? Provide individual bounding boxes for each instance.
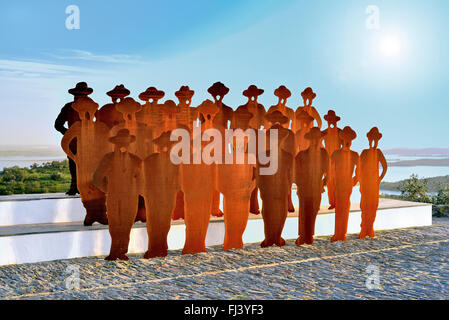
[399,174,432,203]
[433,183,449,205]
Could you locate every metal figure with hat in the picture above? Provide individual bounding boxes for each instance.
[322,110,343,209]
[330,126,359,242]
[294,127,329,245]
[295,110,315,154]
[266,85,295,130]
[204,82,234,218]
[181,100,219,254]
[357,127,388,239]
[217,107,256,250]
[233,85,266,215]
[136,86,165,141]
[257,111,294,248]
[55,82,93,195]
[92,129,143,260]
[96,84,130,129]
[142,131,181,258]
[294,87,322,132]
[61,96,111,226]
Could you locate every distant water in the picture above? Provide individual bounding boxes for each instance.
[0,157,66,171]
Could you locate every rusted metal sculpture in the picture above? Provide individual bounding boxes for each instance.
[96,84,129,129]
[322,110,342,210]
[142,131,180,258]
[295,127,329,245]
[217,107,256,250]
[358,127,388,239]
[61,95,111,226]
[330,126,359,242]
[92,129,142,260]
[257,111,294,247]
[295,87,322,131]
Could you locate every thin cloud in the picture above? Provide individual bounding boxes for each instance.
[48,49,148,65]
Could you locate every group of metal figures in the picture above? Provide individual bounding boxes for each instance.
[55,82,387,260]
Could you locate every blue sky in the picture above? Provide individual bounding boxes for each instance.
[0,0,448,150]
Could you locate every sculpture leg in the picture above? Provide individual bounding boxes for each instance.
[296,194,307,246]
[66,156,79,195]
[83,197,108,226]
[172,191,185,220]
[327,175,336,209]
[211,190,224,217]
[288,190,295,212]
[182,193,213,254]
[250,187,260,215]
[223,194,250,250]
[332,194,350,242]
[261,196,287,247]
[144,197,174,258]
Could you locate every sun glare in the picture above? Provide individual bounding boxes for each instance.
[380,35,401,57]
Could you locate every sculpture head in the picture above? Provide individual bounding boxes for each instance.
[243,85,264,103]
[109,129,136,152]
[107,84,130,103]
[208,82,229,103]
[139,87,165,104]
[339,126,357,149]
[324,110,341,127]
[71,96,98,121]
[116,97,142,122]
[175,86,194,106]
[68,82,93,100]
[305,127,326,147]
[274,85,291,106]
[367,127,382,148]
[153,131,176,153]
[265,110,289,127]
[160,100,179,122]
[233,106,253,130]
[301,87,316,107]
[197,99,219,130]
[296,110,314,129]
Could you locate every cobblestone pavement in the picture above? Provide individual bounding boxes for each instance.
[0,218,448,300]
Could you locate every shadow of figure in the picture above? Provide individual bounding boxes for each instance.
[181,100,219,254]
[217,107,256,250]
[331,126,359,242]
[61,95,111,226]
[92,129,142,260]
[142,131,181,258]
[234,85,266,215]
[257,111,294,247]
[295,127,329,245]
[322,110,343,210]
[358,127,387,239]
[55,82,90,195]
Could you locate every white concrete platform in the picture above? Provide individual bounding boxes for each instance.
[0,194,432,266]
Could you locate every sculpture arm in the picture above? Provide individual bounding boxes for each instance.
[60,126,79,160]
[378,150,388,183]
[92,155,111,194]
[54,104,69,135]
[352,152,360,186]
[311,107,322,129]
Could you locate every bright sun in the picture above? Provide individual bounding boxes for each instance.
[380,35,401,57]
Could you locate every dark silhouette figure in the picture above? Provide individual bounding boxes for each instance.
[331,126,359,242]
[96,84,130,129]
[61,96,111,226]
[322,110,342,209]
[55,82,91,195]
[142,131,181,258]
[257,111,294,247]
[234,85,266,215]
[357,127,387,239]
[92,129,142,260]
[295,127,329,245]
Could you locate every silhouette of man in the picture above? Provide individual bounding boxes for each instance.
[358,127,387,238]
[55,82,92,195]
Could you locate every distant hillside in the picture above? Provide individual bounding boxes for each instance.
[384,148,449,157]
[388,158,449,167]
[381,175,449,193]
[0,145,64,158]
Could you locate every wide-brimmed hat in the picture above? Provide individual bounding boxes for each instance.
[107,84,130,101]
[243,85,264,98]
[109,129,136,146]
[160,100,179,116]
[234,106,253,123]
[296,110,314,124]
[139,86,165,102]
[274,85,291,99]
[68,82,93,96]
[301,87,316,100]
[324,110,340,123]
[197,99,219,120]
[175,86,194,100]
[265,110,288,125]
[116,97,142,115]
[208,82,229,98]
[339,126,357,142]
[367,127,382,141]
[305,127,326,141]
[72,96,98,115]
